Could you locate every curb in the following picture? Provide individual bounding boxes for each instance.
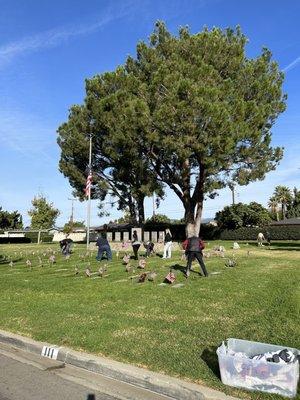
[0,329,238,400]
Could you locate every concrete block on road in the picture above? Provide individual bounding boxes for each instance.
[0,342,65,371]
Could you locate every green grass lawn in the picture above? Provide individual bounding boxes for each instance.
[0,241,299,399]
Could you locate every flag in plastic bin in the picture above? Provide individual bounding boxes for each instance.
[84,172,92,197]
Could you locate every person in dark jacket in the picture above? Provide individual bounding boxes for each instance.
[182,236,208,278]
[131,230,141,260]
[59,238,73,256]
[96,233,112,261]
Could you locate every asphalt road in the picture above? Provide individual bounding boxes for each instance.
[0,344,172,400]
[0,353,116,400]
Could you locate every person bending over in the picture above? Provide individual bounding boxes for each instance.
[144,241,154,257]
[257,232,265,247]
[60,238,73,256]
[96,233,112,261]
[182,236,208,278]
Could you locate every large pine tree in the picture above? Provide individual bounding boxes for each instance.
[125,23,286,235]
[58,22,286,235]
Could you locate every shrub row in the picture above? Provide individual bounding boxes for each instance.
[25,232,54,243]
[144,223,300,241]
[0,226,298,244]
[0,237,31,244]
[218,226,300,241]
[0,231,55,244]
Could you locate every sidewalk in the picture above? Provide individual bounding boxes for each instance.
[0,329,239,400]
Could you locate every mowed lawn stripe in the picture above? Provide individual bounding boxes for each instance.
[0,241,299,399]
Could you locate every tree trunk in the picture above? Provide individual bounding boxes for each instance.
[282,203,286,220]
[137,196,145,225]
[184,201,203,238]
[128,198,138,225]
[183,161,205,238]
[186,220,196,238]
[194,201,203,235]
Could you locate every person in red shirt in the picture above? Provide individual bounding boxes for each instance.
[182,236,208,278]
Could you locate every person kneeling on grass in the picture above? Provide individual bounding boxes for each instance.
[60,238,73,256]
[144,241,154,257]
[182,236,208,278]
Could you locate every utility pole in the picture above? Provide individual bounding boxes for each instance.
[37,227,41,244]
[68,198,77,225]
[68,197,77,232]
[86,134,92,249]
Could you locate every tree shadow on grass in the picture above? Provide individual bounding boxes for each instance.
[169,263,204,278]
[247,242,300,251]
[201,346,221,379]
[169,263,186,273]
[269,248,300,252]
[268,242,300,251]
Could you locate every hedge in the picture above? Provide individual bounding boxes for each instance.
[0,226,298,244]
[219,226,300,241]
[142,223,300,241]
[0,237,31,244]
[25,232,54,243]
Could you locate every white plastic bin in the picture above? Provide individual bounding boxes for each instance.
[217,338,299,398]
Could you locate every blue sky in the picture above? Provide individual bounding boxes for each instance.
[0,0,299,227]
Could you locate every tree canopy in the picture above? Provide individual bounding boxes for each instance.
[63,220,85,234]
[57,75,163,225]
[145,213,172,224]
[28,196,60,229]
[215,202,271,229]
[58,22,286,235]
[0,207,23,230]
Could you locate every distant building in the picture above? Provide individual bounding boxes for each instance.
[95,223,133,232]
[270,217,300,227]
[207,220,218,227]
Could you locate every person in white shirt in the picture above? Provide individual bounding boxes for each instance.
[257,232,265,246]
[162,228,172,259]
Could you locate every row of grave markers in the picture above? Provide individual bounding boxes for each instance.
[105,228,165,243]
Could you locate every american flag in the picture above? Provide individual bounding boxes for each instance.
[84,172,92,197]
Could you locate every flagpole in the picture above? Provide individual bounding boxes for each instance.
[86,134,92,249]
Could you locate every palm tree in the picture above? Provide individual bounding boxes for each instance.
[268,196,279,221]
[273,186,292,220]
[286,187,300,218]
